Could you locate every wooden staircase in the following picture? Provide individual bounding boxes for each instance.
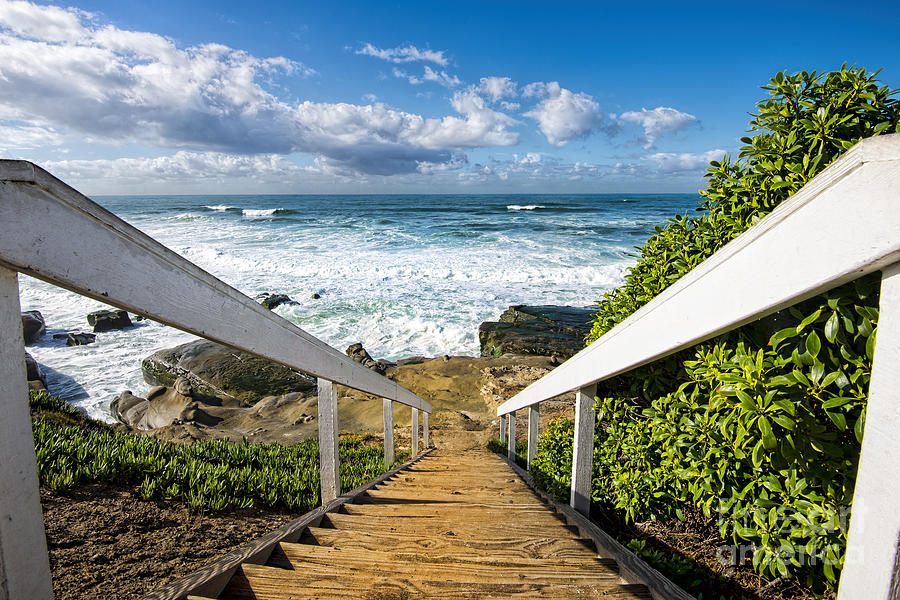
[189,451,651,599]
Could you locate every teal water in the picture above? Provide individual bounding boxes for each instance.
[19,193,699,419]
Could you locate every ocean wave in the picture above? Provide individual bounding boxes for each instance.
[507,204,545,211]
[243,208,285,217]
[205,205,238,211]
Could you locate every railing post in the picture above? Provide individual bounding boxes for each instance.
[423,411,429,448]
[571,384,597,515]
[317,379,339,503]
[507,411,517,462]
[499,414,507,443]
[382,398,394,469]
[411,407,419,456]
[527,404,540,469]
[839,262,900,599]
[0,266,54,600]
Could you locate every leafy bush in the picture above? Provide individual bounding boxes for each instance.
[31,391,407,512]
[487,437,528,468]
[559,66,899,589]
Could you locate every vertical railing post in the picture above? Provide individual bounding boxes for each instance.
[507,411,517,462]
[499,414,507,443]
[317,378,339,503]
[571,384,597,515]
[527,403,540,469]
[839,262,900,599]
[423,411,429,448]
[382,398,394,469]
[0,266,54,599]
[411,407,419,456]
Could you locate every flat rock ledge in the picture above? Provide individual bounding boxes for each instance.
[478,304,594,359]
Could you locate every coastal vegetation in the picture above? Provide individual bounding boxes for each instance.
[512,66,900,595]
[31,390,406,513]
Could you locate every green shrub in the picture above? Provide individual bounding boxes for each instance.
[552,66,899,589]
[31,391,407,512]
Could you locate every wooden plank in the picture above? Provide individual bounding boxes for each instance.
[411,407,419,456]
[839,262,900,599]
[508,411,517,461]
[0,267,53,600]
[145,448,434,599]
[382,398,394,468]
[317,379,339,503]
[570,385,596,514]
[0,164,431,414]
[319,512,580,538]
[501,453,695,600]
[528,404,540,469]
[497,134,900,416]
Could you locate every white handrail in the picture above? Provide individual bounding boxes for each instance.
[0,160,431,413]
[498,134,900,417]
[0,161,433,600]
[494,133,900,600]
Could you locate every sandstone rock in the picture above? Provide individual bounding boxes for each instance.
[141,339,315,405]
[22,310,45,344]
[346,342,396,374]
[66,332,96,346]
[25,351,46,390]
[87,309,132,332]
[478,305,594,359]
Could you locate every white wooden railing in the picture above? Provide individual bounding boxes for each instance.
[0,160,432,600]
[497,133,900,600]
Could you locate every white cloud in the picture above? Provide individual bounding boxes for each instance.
[642,149,725,172]
[422,66,460,88]
[523,82,603,146]
[618,106,698,148]
[0,2,518,175]
[477,76,516,101]
[355,42,447,66]
[392,67,422,85]
[362,93,377,103]
[0,121,63,150]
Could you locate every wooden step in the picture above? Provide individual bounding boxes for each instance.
[219,563,652,600]
[320,512,582,538]
[301,526,601,560]
[340,502,567,524]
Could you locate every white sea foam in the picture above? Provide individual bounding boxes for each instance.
[205,205,236,211]
[243,208,281,217]
[506,204,545,211]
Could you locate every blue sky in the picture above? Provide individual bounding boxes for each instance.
[1,0,898,194]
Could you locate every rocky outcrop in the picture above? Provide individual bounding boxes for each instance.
[66,332,96,346]
[345,343,395,375]
[87,309,132,333]
[478,305,594,359]
[141,339,316,405]
[260,293,296,310]
[25,351,47,390]
[22,310,45,344]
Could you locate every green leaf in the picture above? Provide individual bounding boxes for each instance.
[806,331,821,357]
[825,311,840,342]
[759,416,777,449]
[867,329,877,360]
[855,407,867,443]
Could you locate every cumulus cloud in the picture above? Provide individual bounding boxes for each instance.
[422,66,460,88]
[477,76,517,101]
[0,122,63,151]
[618,106,698,148]
[0,1,518,175]
[355,42,447,66]
[642,149,726,172]
[523,82,603,146]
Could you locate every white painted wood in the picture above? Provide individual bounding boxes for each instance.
[839,262,900,599]
[499,415,507,443]
[507,412,517,462]
[497,134,900,417]
[527,404,540,469]
[0,163,431,415]
[0,267,54,600]
[411,408,419,456]
[317,379,339,503]
[382,398,394,468]
[423,411,429,448]
[570,385,596,515]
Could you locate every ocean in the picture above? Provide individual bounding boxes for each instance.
[18,193,699,421]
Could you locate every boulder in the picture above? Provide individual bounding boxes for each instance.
[478,305,594,359]
[66,332,96,346]
[141,339,316,405]
[22,310,45,344]
[260,294,296,310]
[87,309,132,332]
[345,343,395,374]
[111,380,240,431]
[24,351,47,390]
